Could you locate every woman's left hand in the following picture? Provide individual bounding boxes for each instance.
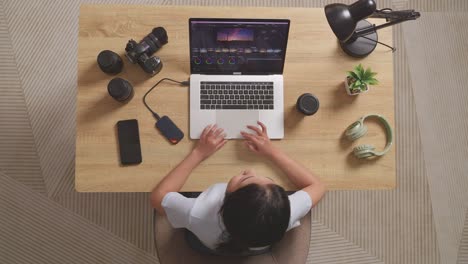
[193,124,227,160]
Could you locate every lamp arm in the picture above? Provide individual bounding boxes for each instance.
[370,9,421,21]
[353,9,421,38]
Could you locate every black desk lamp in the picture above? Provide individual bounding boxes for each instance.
[325,0,420,57]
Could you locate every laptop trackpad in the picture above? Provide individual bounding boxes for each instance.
[216,110,259,139]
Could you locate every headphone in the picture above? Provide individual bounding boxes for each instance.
[344,114,393,159]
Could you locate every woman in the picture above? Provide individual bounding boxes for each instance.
[151,121,326,255]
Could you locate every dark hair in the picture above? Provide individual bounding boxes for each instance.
[217,183,290,254]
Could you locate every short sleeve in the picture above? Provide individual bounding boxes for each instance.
[287,190,313,231]
[161,192,196,228]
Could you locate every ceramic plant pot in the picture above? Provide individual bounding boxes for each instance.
[345,77,368,96]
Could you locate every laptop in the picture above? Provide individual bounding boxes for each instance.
[189,18,290,139]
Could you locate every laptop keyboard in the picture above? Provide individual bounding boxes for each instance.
[200,81,274,110]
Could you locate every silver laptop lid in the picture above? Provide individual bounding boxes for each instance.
[189,18,290,75]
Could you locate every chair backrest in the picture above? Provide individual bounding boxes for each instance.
[184,229,271,257]
[153,210,311,264]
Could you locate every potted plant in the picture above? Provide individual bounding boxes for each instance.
[345,64,379,95]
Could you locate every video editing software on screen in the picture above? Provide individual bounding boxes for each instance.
[190,19,290,74]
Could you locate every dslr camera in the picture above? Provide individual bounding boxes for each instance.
[125,27,168,75]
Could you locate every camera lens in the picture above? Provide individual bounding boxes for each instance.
[151,27,168,45]
[107,78,134,102]
[140,27,168,55]
[97,50,123,74]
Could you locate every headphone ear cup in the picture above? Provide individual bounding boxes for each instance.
[345,121,368,141]
[353,144,376,159]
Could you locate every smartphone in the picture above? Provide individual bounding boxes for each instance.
[116,119,142,165]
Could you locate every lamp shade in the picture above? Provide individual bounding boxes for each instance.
[325,0,376,42]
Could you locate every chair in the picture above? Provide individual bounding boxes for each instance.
[153,210,311,264]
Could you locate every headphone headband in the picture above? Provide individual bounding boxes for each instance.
[358,114,393,156]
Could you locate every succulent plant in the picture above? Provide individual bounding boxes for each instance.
[346,64,379,94]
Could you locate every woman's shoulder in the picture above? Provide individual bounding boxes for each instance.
[186,183,228,250]
[203,183,228,196]
[190,183,228,219]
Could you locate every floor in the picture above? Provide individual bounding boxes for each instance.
[1,0,467,263]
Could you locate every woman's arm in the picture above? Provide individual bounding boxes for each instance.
[151,124,227,214]
[266,149,326,206]
[241,122,326,206]
[150,150,204,214]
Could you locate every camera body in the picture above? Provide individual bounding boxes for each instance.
[125,27,168,75]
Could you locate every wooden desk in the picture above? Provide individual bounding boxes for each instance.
[76,5,395,192]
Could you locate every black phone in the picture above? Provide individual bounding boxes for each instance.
[116,119,142,165]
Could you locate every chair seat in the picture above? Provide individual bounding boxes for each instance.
[154,210,311,264]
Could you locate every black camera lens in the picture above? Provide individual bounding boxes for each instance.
[97,50,123,74]
[142,27,168,54]
[107,78,134,102]
[152,27,168,45]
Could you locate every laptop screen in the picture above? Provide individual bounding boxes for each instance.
[189,18,290,75]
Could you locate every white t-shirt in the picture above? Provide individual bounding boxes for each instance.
[162,183,312,250]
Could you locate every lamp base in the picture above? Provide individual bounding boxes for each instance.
[340,20,378,58]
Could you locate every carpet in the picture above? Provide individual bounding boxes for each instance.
[403,12,468,264]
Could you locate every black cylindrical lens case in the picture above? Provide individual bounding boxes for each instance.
[97,50,123,74]
[107,78,134,102]
[296,93,319,116]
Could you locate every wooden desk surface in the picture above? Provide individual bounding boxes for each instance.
[76,5,395,192]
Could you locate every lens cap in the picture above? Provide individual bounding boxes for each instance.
[296,93,319,116]
[97,50,123,74]
[107,78,134,102]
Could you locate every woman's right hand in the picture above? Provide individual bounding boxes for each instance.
[241,121,277,157]
[193,124,227,160]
